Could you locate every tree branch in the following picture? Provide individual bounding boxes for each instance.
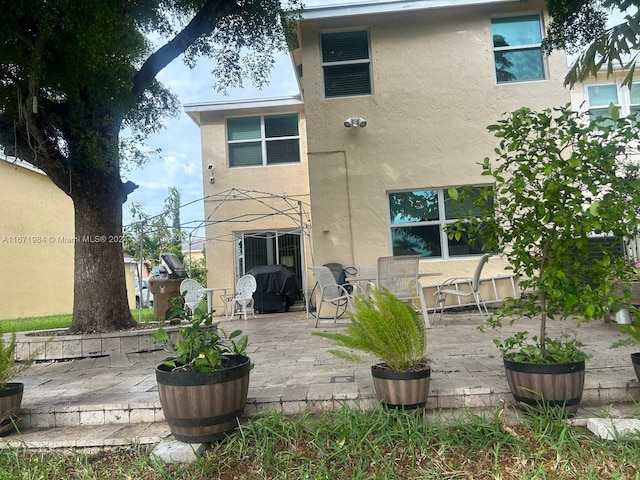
[131,0,240,99]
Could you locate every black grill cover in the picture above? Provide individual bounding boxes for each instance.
[247,265,299,312]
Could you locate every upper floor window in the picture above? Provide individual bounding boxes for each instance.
[586,83,640,121]
[491,14,545,84]
[227,114,300,167]
[388,187,490,259]
[321,30,372,98]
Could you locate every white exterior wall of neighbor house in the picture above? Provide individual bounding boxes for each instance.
[186,98,312,303]
[295,0,572,303]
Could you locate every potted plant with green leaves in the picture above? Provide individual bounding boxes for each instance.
[447,104,640,413]
[0,330,41,435]
[314,287,430,411]
[612,307,640,383]
[152,298,251,442]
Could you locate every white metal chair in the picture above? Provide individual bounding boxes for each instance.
[434,253,491,321]
[226,274,257,320]
[376,255,430,328]
[310,266,357,327]
[180,278,205,315]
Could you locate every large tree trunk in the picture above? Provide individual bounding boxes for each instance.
[69,169,135,333]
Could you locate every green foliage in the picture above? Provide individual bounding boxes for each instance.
[152,299,249,373]
[542,0,640,87]
[313,288,427,372]
[0,309,154,333]
[0,330,47,389]
[448,105,640,362]
[615,307,640,347]
[183,254,208,287]
[1,405,640,478]
[0,0,302,333]
[123,188,185,272]
[495,332,591,364]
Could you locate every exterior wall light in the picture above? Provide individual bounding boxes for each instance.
[343,117,367,128]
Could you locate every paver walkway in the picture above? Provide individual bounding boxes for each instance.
[2,310,639,448]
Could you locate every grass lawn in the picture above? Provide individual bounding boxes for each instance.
[0,405,639,479]
[0,309,156,333]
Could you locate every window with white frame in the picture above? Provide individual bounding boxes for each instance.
[227,113,300,167]
[388,187,490,259]
[586,83,640,120]
[321,30,372,98]
[491,14,545,84]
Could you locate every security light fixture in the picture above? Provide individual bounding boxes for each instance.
[343,117,367,128]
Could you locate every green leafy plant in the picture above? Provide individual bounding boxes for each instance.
[152,299,249,372]
[448,104,640,363]
[494,332,590,364]
[313,287,427,372]
[0,331,42,389]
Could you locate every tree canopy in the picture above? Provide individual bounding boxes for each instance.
[544,0,640,86]
[0,0,301,332]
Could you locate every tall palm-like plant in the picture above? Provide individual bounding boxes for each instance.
[314,288,427,372]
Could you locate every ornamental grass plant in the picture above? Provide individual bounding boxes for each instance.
[314,287,427,372]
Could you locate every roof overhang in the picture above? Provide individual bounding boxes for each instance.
[298,0,516,21]
[184,95,303,125]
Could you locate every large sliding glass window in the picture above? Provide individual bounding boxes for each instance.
[388,187,490,259]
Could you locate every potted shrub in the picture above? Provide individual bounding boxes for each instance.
[314,287,430,411]
[448,105,640,413]
[612,309,640,383]
[152,299,251,442]
[0,331,40,435]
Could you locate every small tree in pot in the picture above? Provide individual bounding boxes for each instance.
[448,104,640,412]
[314,287,430,411]
[152,299,251,442]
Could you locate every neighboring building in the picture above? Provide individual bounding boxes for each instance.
[0,157,75,319]
[188,0,573,311]
[182,236,206,263]
[1,157,140,320]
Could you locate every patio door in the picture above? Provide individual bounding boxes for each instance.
[235,231,303,300]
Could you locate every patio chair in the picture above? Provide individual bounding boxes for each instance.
[180,278,205,315]
[376,255,430,328]
[433,253,491,321]
[226,274,257,321]
[310,266,357,327]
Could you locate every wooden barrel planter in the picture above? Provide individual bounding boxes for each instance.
[503,359,585,414]
[631,353,640,383]
[371,363,431,412]
[0,383,24,436]
[156,354,250,443]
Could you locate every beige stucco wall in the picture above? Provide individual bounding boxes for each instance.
[124,257,137,310]
[0,160,75,319]
[298,1,572,282]
[193,104,313,305]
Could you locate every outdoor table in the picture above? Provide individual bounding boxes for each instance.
[200,287,230,316]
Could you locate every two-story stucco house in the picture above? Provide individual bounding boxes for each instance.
[187,0,574,314]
